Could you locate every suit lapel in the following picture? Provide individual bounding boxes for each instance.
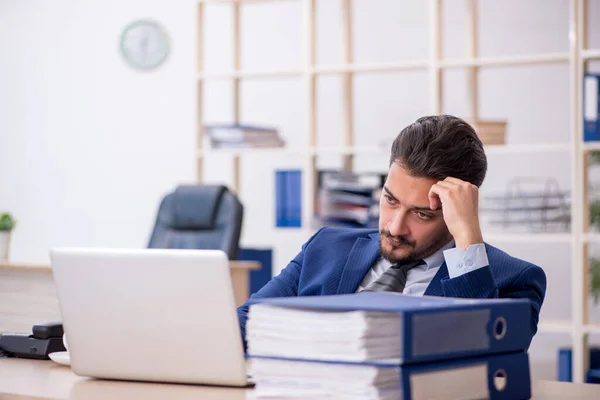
[336,232,381,294]
[424,261,449,296]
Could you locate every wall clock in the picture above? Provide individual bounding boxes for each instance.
[120,20,170,71]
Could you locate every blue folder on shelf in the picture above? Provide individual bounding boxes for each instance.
[584,72,600,142]
[247,292,533,365]
[274,170,302,227]
[275,170,287,227]
[249,351,531,400]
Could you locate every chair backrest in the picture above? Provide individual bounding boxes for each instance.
[147,185,243,259]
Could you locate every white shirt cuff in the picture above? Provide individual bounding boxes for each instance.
[443,243,489,279]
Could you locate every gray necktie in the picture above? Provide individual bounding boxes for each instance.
[361,259,425,293]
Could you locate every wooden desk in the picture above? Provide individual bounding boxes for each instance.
[1,358,600,400]
[0,260,260,334]
[0,358,248,400]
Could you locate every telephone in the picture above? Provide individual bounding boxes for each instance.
[0,322,66,359]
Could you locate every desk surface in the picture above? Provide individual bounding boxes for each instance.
[0,358,248,400]
[2,358,600,400]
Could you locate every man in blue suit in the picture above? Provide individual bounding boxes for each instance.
[238,115,546,348]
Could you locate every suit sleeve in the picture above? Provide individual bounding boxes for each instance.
[440,262,547,348]
[236,228,325,350]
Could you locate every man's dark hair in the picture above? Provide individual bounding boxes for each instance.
[389,115,487,187]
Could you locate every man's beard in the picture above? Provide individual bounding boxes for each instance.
[379,228,450,264]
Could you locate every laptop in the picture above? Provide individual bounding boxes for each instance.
[49,247,249,387]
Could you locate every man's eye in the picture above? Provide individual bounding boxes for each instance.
[384,195,394,203]
[416,212,432,220]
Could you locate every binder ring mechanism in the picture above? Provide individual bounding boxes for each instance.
[493,316,507,340]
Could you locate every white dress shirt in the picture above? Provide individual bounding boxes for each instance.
[356,241,490,295]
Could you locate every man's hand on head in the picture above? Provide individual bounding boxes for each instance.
[427,177,483,250]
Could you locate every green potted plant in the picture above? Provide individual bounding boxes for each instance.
[590,207,600,305]
[592,258,600,305]
[588,152,600,304]
[590,200,600,232]
[0,213,16,260]
[590,150,600,166]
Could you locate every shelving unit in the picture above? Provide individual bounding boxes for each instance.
[484,233,574,244]
[196,0,600,382]
[197,143,574,157]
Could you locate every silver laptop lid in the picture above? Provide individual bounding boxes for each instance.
[50,247,247,386]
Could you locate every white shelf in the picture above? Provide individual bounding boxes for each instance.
[440,52,570,68]
[582,142,600,152]
[199,0,297,3]
[523,321,600,335]
[583,49,600,60]
[198,69,303,80]
[584,234,600,243]
[538,320,572,333]
[197,146,388,157]
[313,146,386,155]
[198,144,574,157]
[197,51,577,80]
[313,61,429,75]
[583,324,600,334]
[197,62,433,80]
[198,147,310,157]
[483,233,572,244]
[484,143,571,155]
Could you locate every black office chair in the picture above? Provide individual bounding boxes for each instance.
[148,184,244,259]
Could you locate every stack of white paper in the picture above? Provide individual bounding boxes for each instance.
[246,304,403,399]
[247,357,401,400]
[247,304,403,363]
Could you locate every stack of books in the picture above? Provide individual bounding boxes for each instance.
[246,292,533,400]
[204,124,285,149]
[314,170,386,229]
[466,120,507,146]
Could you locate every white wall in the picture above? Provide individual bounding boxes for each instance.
[0,0,197,261]
[2,0,600,381]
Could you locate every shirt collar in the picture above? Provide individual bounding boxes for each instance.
[421,239,455,271]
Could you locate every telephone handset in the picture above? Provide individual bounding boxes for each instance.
[32,321,64,339]
[0,322,66,359]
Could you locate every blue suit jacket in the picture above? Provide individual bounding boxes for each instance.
[237,227,547,348]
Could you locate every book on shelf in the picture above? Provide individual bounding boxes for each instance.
[245,292,533,400]
[584,73,600,142]
[558,347,600,383]
[313,170,386,229]
[467,120,507,146]
[379,119,507,149]
[204,124,286,149]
